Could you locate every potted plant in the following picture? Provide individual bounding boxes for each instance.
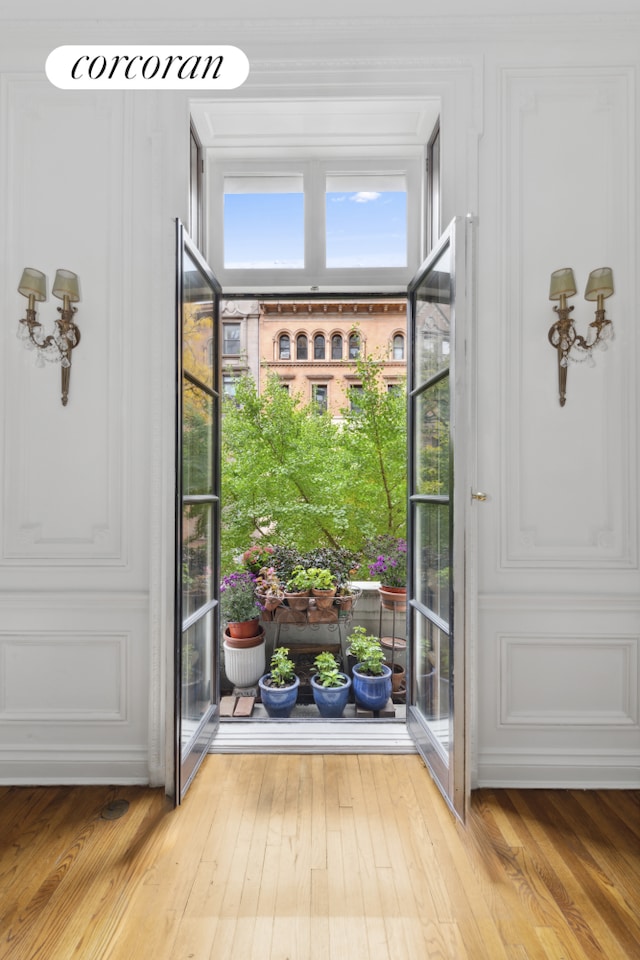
[258,647,300,717]
[350,629,392,711]
[310,650,351,718]
[220,571,262,641]
[284,565,313,611]
[254,565,285,612]
[307,567,337,610]
[367,535,408,610]
[242,543,275,574]
[345,624,371,675]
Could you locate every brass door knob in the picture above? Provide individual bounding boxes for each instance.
[471,491,488,501]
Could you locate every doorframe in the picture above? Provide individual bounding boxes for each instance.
[153,61,482,796]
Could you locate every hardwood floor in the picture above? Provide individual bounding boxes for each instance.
[1,756,639,959]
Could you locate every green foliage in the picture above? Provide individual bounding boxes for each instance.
[221,363,406,575]
[285,565,314,593]
[339,353,407,546]
[306,567,336,591]
[268,647,296,687]
[348,625,385,676]
[313,651,346,688]
[221,374,349,573]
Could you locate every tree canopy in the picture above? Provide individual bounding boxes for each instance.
[220,355,407,573]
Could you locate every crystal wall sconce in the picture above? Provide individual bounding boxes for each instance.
[548,267,614,407]
[17,267,81,406]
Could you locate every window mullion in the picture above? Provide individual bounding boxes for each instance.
[306,160,324,281]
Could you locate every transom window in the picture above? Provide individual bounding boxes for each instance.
[210,155,422,291]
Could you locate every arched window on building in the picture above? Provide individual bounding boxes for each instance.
[348,332,361,359]
[331,334,343,360]
[393,333,405,360]
[314,334,326,360]
[297,334,308,360]
[279,334,291,360]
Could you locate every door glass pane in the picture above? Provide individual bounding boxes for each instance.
[415,377,450,496]
[183,382,213,496]
[413,245,451,384]
[182,502,212,619]
[223,174,304,269]
[413,502,450,625]
[182,252,214,388]
[413,612,450,752]
[181,609,214,730]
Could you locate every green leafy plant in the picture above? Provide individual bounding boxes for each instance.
[306,567,336,591]
[349,626,385,676]
[286,565,314,593]
[313,651,346,688]
[268,647,297,687]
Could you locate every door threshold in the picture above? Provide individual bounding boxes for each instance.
[212,712,416,754]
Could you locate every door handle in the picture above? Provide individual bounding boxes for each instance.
[471,491,488,502]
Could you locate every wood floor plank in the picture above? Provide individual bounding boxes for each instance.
[1,758,639,960]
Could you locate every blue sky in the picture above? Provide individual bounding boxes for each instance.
[223,190,407,269]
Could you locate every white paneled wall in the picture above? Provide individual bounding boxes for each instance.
[0,63,159,782]
[475,54,640,786]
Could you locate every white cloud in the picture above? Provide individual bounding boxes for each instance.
[350,191,381,203]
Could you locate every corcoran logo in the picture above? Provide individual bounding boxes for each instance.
[46,45,250,90]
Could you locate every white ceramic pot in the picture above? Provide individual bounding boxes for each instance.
[223,637,266,687]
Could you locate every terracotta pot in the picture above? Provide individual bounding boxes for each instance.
[261,595,283,612]
[226,617,262,640]
[284,590,310,612]
[223,625,265,648]
[385,661,406,694]
[379,586,407,612]
[311,587,336,611]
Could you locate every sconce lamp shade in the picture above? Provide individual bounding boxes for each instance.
[549,267,577,300]
[584,267,614,301]
[52,269,80,302]
[18,267,47,301]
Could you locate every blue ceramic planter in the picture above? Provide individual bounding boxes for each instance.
[310,673,351,718]
[258,674,300,718]
[352,663,392,711]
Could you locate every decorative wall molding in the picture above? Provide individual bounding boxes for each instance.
[499,66,637,570]
[479,592,640,613]
[1,75,130,566]
[0,631,128,723]
[499,633,638,728]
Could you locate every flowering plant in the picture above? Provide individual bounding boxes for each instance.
[367,535,407,588]
[220,571,260,623]
[242,544,275,574]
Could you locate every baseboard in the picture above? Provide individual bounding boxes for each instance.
[0,744,149,785]
[477,748,640,788]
